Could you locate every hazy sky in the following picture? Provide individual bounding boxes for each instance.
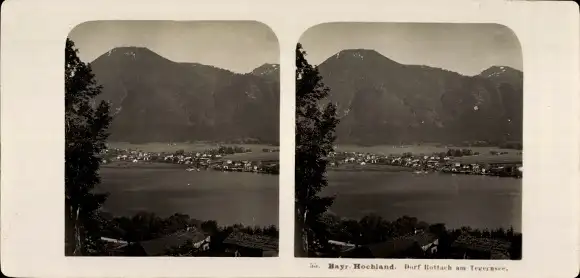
[299,23,523,76]
[68,21,279,73]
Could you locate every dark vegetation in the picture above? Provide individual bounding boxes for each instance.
[65,38,113,255]
[295,43,340,257]
[318,213,522,260]
[99,211,278,256]
[400,148,480,158]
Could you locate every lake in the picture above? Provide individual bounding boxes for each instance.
[97,165,521,232]
[97,167,279,227]
[324,171,522,232]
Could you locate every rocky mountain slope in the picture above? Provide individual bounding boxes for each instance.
[315,49,523,145]
[89,47,280,144]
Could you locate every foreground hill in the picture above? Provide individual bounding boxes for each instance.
[316,49,523,145]
[89,47,280,144]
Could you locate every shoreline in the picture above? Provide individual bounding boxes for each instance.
[101,161,279,175]
[328,164,521,178]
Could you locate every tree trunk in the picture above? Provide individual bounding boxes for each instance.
[302,209,309,256]
[73,206,82,255]
[65,202,76,255]
[295,207,308,257]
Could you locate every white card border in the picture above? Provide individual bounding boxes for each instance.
[1,0,579,277]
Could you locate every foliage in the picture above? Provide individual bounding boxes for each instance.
[295,43,340,257]
[498,141,523,150]
[100,211,279,256]
[446,148,475,157]
[65,38,112,255]
[101,212,197,242]
[205,145,251,155]
[318,212,522,260]
[164,239,200,256]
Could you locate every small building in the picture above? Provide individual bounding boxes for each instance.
[326,240,358,257]
[450,234,512,259]
[340,231,438,258]
[128,228,210,256]
[222,231,278,257]
[101,237,128,256]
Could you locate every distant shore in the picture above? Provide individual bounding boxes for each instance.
[333,144,520,156]
[106,141,278,153]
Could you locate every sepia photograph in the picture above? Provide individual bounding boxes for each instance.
[295,23,523,260]
[65,20,280,257]
[2,0,580,276]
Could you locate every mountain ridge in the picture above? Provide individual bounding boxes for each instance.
[315,49,523,145]
[89,47,280,144]
[87,46,521,145]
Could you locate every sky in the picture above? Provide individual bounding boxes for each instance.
[299,22,523,76]
[67,21,280,73]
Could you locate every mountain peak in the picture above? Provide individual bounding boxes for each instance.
[334,48,384,59]
[107,46,152,55]
[479,65,521,78]
[324,49,401,67]
[251,63,280,77]
[255,63,279,70]
[92,46,165,64]
[88,46,280,144]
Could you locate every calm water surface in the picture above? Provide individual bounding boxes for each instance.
[324,171,522,231]
[98,167,521,231]
[98,168,279,227]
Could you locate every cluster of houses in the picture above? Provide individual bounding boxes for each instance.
[328,151,522,178]
[323,229,513,260]
[100,226,278,257]
[102,148,227,166]
[101,147,279,175]
[210,160,279,175]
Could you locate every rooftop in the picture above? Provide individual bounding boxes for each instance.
[222,231,278,251]
[138,228,208,256]
[451,234,512,254]
[366,231,438,258]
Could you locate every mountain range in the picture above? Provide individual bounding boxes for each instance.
[88,47,522,145]
[316,49,523,145]
[89,47,280,144]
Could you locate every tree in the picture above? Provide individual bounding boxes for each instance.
[201,220,219,236]
[359,214,391,244]
[65,38,112,255]
[295,43,340,257]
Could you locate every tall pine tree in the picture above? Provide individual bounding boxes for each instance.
[65,38,112,255]
[295,43,339,257]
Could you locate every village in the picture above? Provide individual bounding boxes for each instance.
[328,148,523,178]
[100,145,280,175]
